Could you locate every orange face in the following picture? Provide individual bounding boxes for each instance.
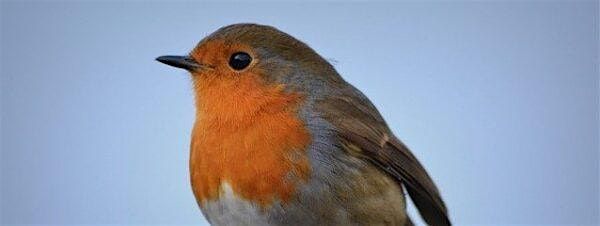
[187,39,312,207]
[190,40,258,78]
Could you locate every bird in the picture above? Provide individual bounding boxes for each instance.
[156,23,450,226]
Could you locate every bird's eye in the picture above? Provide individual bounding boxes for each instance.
[228,52,252,70]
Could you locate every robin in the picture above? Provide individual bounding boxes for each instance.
[157,23,450,226]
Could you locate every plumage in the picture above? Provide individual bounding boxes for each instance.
[318,88,450,226]
[158,23,450,226]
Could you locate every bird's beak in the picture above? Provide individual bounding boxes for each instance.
[156,55,204,71]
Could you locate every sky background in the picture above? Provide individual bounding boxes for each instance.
[1,1,598,225]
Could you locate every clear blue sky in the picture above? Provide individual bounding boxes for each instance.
[1,1,598,225]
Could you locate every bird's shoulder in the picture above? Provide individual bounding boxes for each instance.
[314,83,451,226]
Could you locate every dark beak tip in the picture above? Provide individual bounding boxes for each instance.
[156,55,174,63]
[155,55,198,71]
[155,55,177,64]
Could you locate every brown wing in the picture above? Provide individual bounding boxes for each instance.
[317,87,451,226]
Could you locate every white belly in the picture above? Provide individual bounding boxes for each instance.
[200,183,269,226]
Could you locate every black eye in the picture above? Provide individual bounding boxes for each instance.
[228,52,252,70]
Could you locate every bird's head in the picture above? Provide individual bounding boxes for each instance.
[157,23,340,123]
[158,23,340,89]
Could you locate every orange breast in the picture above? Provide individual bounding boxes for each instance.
[189,73,311,207]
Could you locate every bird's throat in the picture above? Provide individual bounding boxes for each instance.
[189,74,311,207]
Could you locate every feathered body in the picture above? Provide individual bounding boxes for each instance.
[174,24,449,226]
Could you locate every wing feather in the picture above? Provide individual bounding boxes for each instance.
[317,88,451,226]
